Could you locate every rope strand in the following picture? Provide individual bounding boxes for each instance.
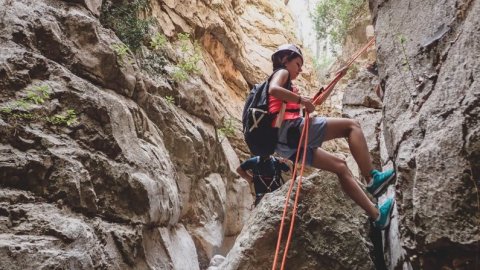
[280,114,310,269]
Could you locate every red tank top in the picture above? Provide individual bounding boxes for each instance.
[269,84,301,125]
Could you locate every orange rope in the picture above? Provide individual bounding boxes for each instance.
[271,116,307,270]
[280,114,310,268]
[271,37,375,270]
[313,38,375,105]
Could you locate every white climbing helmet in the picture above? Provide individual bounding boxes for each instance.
[271,44,303,61]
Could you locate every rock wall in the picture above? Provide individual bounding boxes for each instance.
[342,69,383,179]
[212,171,375,270]
[369,0,480,269]
[0,0,319,269]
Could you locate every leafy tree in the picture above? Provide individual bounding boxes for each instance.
[311,0,367,46]
[101,0,151,51]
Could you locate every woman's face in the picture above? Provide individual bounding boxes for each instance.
[283,56,303,80]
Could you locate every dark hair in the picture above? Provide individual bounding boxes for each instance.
[272,51,303,70]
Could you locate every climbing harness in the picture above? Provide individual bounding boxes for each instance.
[250,157,286,207]
[271,38,376,270]
[256,174,283,192]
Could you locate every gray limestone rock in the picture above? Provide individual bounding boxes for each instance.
[370,0,480,268]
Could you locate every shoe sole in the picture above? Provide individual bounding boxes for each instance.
[380,200,395,230]
[372,172,396,197]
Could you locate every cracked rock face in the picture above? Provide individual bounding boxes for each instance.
[370,0,480,268]
[342,69,383,174]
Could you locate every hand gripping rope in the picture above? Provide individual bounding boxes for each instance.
[271,38,376,270]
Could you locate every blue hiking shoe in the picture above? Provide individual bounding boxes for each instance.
[374,197,395,230]
[366,169,396,197]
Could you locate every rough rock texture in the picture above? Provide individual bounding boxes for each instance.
[342,69,383,178]
[370,0,480,269]
[0,0,320,269]
[214,171,375,270]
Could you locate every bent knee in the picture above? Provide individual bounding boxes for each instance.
[331,158,349,175]
[349,119,361,130]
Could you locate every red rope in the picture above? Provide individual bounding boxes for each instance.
[271,37,375,270]
[313,38,375,105]
[280,113,310,268]
[271,116,307,270]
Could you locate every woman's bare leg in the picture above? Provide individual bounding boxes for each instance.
[310,148,379,219]
[322,118,374,180]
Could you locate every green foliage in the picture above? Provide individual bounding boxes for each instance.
[25,85,51,104]
[171,69,187,82]
[172,33,203,82]
[150,32,167,50]
[218,118,235,138]
[111,43,132,65]
[26,92,44,104]
[101,0,151,51]
[0,106,12,114]
[1,85,52,113]
[14,99,31,110]
[178,50,202,74]
[312,0,367,46]
[164,95,175,105]
[177,32,191,52]
[47,109,78,127]
[1,84,79,128]
[141,32,168,74]
[10,112,35,120]
[396,34,416,81]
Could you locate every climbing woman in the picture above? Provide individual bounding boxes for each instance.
[268,44,396,229]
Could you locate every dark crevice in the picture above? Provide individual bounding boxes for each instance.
[369,222,388,270]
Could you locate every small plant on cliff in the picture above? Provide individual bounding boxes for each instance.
[140,32,168,74]
[111,43,132,65]
[14,99,31,110]
[0,85,52,114]
[171,33,203,82]
[312,0,367,48]
[397,34,416,83]
[150,33,167,51]
[47,109,78,127]
[218,118,235,138]
[0,85,79,129]
[25,85,51,104]
[0,106,13,114]
[172,69,189,82]
[164,95,175,105]
[178,50,202,74]
[100,0,151,51]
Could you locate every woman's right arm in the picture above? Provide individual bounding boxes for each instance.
[269,70,315,112]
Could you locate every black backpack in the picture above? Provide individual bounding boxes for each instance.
[242,69,291,156]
